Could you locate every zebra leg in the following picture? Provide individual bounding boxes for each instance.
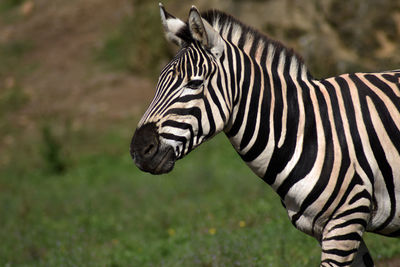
[350,239,374,267]
[320,219,369,266]
[318,171,373,267]
[319,238,374,267]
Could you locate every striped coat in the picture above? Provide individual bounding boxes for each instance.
[131,4,400,266]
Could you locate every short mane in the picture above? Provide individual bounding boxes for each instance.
[175,9,310,76]
[202,10,306,68]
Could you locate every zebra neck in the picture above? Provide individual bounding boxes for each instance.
[225,43,315,185]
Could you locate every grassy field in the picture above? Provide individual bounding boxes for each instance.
[1,123,400,266]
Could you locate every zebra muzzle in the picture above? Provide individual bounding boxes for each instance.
[130,123,176,175]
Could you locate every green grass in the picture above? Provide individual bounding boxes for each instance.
[1,126,400,266]
[0,0,25,13]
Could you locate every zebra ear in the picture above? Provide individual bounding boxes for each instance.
[188,6,224,58]
[159,3,186,46]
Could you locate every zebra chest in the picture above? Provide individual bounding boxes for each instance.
[284,198,324,238]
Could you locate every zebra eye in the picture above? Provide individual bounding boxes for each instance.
[186,79,203,89]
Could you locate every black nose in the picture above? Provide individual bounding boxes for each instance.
[130,122,176,174]
[130,123,159,161]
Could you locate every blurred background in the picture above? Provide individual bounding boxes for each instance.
[1,0,400,266]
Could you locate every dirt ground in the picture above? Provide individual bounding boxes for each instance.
[1,0,155,134]
[378,257,400,267]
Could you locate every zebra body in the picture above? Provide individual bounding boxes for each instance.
[131,4,400,266]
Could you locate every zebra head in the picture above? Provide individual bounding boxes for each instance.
[130,4,228,174]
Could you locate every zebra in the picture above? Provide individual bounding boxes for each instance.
[130,4,400,267]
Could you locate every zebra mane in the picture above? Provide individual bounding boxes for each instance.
[177,9,306,69]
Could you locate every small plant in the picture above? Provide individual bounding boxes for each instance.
[40,125,66,174]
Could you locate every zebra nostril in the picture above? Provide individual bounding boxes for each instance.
[144,143,156,156]
[131,122,160,162]
[144,144,153,155]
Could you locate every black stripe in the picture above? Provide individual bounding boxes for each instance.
[222,42,233,107]
[381,73,400,93]
[249,35,261,58]
[359,75,400,157]
[203,98,216,140]
[151,77,184,118]
[365,74,400,113]
[239,45,271,162]
[226,40,243,107]
[323,173,364,230]
[237,31,247,49]
[272,51,283,145]
[323,232,361,242]
[226,52,252,137]
[321,259,354,267]
[292,82,334,226]
[335,76,374,180]
[322,248,358,257]
[333,206,370,220]
[276,66,318,199]
[329,218,368,231]
[208,66,227,124]
[195,44,205,76]
[172,93,203,104]
[240,54,262,150]
[161,120,194,154]
[348,189,371,205]
[159,133,187,153]
[350,74,397,231]
[311,79,351,234]
[165,107,203,142]
[263,55,299,184]
[219,53,230,106]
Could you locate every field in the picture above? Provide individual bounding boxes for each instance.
[1,0,400,266]
[1,125,400,266]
